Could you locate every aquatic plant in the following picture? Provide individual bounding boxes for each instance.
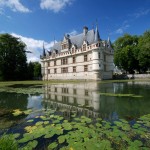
[99,92,143,98]
[0,134,18,150]
[1,109,150,150]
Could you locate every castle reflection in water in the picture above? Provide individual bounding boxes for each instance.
[42,82,120,120]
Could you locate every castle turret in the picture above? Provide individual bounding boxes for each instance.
[94,25,100,43]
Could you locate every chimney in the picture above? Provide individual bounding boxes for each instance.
[83,26,88,35]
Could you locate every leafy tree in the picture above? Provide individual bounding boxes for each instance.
[138,30,150,72]
[27,62,34,80]
[114,34,139,73]
[0,34,27,80]
[33,62,41,79]
[27,62,41,80]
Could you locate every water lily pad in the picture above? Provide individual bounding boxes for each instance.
[58,135,66,144]
[12,109,23,116]
[22,140,38,150]
[35,121,43,126]
[44,132,55,139]
[27,119,34,123]
[48,142,58,149]
[44,121,49,125]
[62,122,72,130]
[13,133,20,139]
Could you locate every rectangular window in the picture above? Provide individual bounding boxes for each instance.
[54,60,56,66]
[54,68,57,74]
[85,90,88,96]
[48,62,50,67]
[84,65,88,72]
[48,69,50,74]
[73,89,76,95]
[73,66,76,72]
[62,58,68,65]
[55,87,57,92]
[61,67,68,73]
[98,52,101,59]
[84,55,87,62]
[62,88,68,93]
[73,57,76,63]
[85,99,89,105]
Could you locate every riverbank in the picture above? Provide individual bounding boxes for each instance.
[0,78,150,87]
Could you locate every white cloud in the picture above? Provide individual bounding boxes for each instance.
[132,9,150,18]
[0,0,31,13]
[111,24,130,35]
[115,28,123,34]
[11,33,54,62]
[40,0,73,13]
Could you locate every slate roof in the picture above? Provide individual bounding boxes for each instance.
[50,28,99,52]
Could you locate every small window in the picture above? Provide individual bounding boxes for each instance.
[85,90,88,96]
[73,66,76,73]
[54,68,57,74]
[73,97,77,104]
[48,62,50,67]
[55,87,57,92]
[73,57,76,63]
[61,67,68,73]
[84,55,87,62]
[98,52,100,59]
[85,99,89,105]
[48,69,50,74]
[73,89,76,94]
[54,60,56,66]
[84,65,88,72]
[62,58,68,65]
[62,44,67,49]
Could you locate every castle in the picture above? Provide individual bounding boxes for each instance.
[40,26,114,80]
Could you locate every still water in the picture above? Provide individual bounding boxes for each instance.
[0,81,150,121]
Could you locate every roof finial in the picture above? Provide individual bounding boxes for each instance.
[43,42,46,57]
[107,36,112,48]
[94,19,100,42]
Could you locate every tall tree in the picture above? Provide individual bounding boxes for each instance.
[138,30,150,72]
[33,62,41,79]
[114,34,139,73]
[27,62,41,80]
[0,34,27,80]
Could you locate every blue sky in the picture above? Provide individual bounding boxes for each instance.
[0,0,150,62]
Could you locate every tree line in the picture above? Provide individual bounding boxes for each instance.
[0,34,41,81]
[114,30,150,74]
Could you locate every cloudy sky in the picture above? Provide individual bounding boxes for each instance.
[0,0,150,62]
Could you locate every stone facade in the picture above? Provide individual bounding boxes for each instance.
[40,26,114,80]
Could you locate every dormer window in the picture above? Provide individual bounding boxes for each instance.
[62,43,68,50]
[82,40,87,51]
[83,44,86,51]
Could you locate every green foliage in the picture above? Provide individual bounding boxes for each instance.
[0,134,18,150]
[27,62,41,80]
[138,30,150,72]
[5,108,150,150]
[0,34,28,81]
[114,30,150,73]
[114,34,139,73]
